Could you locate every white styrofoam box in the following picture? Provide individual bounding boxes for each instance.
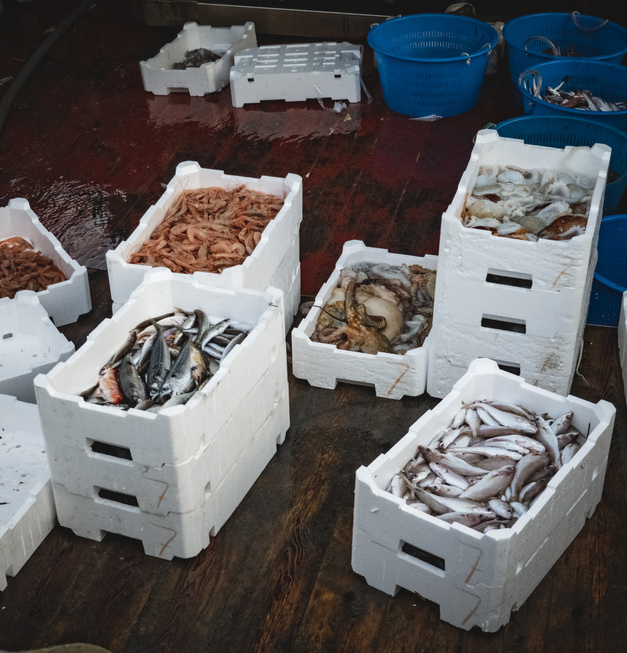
[106,162,302,326]
[0,198,91,326]
[0,292,75,403]
[140,22,257,96]
[230,42,362,107]
[351,358,615,632]
[291,241,438,399]
[619,292,627,406]
[50,390,289,560]
[0,395,56,591]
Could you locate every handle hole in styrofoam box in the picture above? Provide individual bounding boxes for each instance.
[97,487,139,507]
[2,332,13,340]
[494,360,522,375]
[486,270,533,289]
[481,315,527,334]
[401,541,446,571]
[90,440,133,461]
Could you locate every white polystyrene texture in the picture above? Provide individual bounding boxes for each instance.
[0,395,56,591]
[352,358,616,632]
[291,240,438,399]
[230,42,362,107]
[140,22,257,96]
[427,131,611,399]
[0,199,91,326]
[0,292,75,403]
[105,162,302,332]
[618,292,627,407]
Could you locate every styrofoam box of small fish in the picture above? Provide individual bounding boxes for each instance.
[0,198,91,326]
[427,130,611,399]
[619,292,627,407]
[352,358,615,632]
[0,292,75,404]
[140,22,257,96]
[230,42,362,108]
[106,161,302,332]
[291,240,438,400]
[0,395,56,591]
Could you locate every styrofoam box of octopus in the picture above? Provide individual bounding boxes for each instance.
[140,22,257,96]
[1,395,56,591]
[351,358,615,632]
[106,162,302,332]
[1,198,91,326]
[0,292,75,404]
[291,240,438,400]
[619,292,627,407]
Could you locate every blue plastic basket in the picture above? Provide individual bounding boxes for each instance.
[517,60,627,132]
[588,215,627,326]
[367,14,498,118]
[495,115,627,215]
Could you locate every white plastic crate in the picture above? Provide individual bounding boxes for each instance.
[291,241,437,399]
[140,22,257,96]
[0,292,75,403]
[230,42,362,107]
[106,161,302,332]
[352,358,615,632]
[427,130,611,398]
[0,395,56,591]
[619,292,627,407]
[0,198,91,326]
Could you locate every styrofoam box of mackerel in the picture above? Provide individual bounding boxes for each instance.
[291,240,437,400]
[1,198,91,326]
[619,292,627,407]
[140,22,257,96]
[352,358,616,632]
[106,161,302,332]
[426,130,611,399]
[230,42,362,107]
[0,395,56,590]
[0,292,75,404]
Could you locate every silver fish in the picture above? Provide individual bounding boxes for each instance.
[459,465,516,501]
[435,511,495,527]
[550,411,573,435]
[420,446,490,476]
[519,477,549,503]
[147,319,172,401]
[509,452,550,500]
[448,445,523,461]
[414,488,490,515]
[428,462,470,490]
[470,401,537,434]
[560,442,580,466]
[118,352,147,406]
[488,498,513,519]
[534,414,561,467]
[486,434,546,454]
[421,483,464,498]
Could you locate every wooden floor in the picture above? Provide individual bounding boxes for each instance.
[1,2,626,651]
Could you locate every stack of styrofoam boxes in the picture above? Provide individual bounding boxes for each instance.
[427,130,611,399]
[33,270,289,560]
[1,198,91,326]
[1,396,56,591]
[230,42,362,107]
[352,358,616,632]
[618,292,627,406]
[140,22,257,96]
[291,240,438,399]
[106,162,303,334]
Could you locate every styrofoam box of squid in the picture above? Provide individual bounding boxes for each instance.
[1,198,91,326]
[106,162,302,332]
[0,292,75,404]
[0,395,56,591]
[291,240,438,400]
[140,22,257,96]
[619,292,627,407]
[351,358,615,632]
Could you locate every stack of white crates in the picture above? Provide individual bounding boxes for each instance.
[427,130,611,398]
[34,271,290,560]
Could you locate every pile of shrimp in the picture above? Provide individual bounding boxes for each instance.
[129,185,284,274]
[0,236,67,299]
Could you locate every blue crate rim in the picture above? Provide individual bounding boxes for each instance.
[594,213,627,293]
[367,13,499,64]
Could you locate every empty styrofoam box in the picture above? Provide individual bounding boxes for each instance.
[619,292,627,407]
[291,240,437,399]
[0,198,91,326]
[230,42,362,107]
[1,395,56,591]
[352,358,615,632]
[140,22,257,96]
[106,161,302,332]
[0,292,75,403]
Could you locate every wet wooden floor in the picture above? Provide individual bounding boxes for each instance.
[1,2,626,651]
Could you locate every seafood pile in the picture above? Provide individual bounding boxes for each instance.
[463,164,594,240]
[171,48,221,69]
[79,308,251,412]
[387,399,586,531]
[0,236,67,299]
[310,263,436,355]
[129,186,284,274]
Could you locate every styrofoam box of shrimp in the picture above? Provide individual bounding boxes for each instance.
[619,292,627,407]
[106,161,302,331]
[0,292,75,404]
[352,358,615,632]
[1,395,56,591]
[291,240,437,400]
[1,198,91,326]
[140,22,257,96]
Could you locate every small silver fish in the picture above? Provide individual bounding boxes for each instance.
[459,465,515,501]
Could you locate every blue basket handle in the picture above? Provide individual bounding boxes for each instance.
[571,11,609,32]
[594,271,627,294]
[524,35,560,56]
